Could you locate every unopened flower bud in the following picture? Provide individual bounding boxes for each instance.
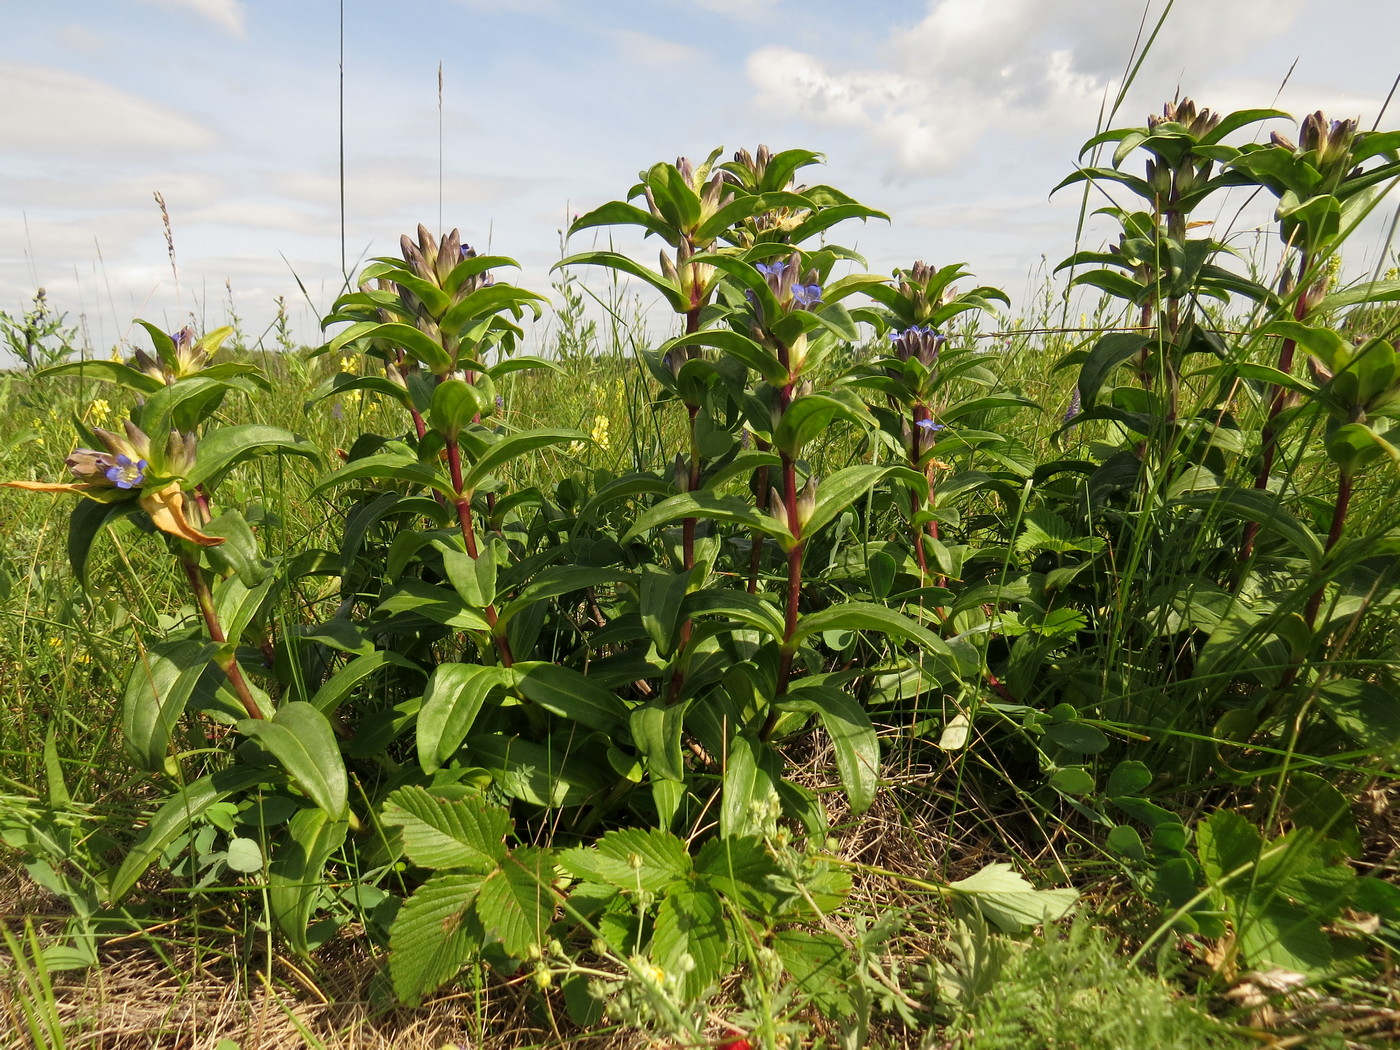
[672,453,689,493]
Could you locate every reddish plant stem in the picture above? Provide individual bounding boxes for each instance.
[182,558,263,720]
[747,439,771,594]
[664,300,706,704]
[760,448,804,741]
[1304,468,1352,629]
[444,437,514,667]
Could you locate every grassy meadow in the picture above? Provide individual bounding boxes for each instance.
[0,106,1399,1050]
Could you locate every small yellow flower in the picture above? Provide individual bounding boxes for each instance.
[89,399,111,425]
[340,355,356,373]
[591,414,611,450]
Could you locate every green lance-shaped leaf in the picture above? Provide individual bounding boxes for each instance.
[311,451,455,499]
[36,359,165,395]
[417,663,516,773]
[459,429,583,494]
[511,662,631,737]
[640,564,695,656]
[947,862,1079,933]
[622,491,794,546]
[803,464,908,540]
[652,880,726,1000]
[476,845,556,959]
[213,575,275,652]
[389,872,486,1005]
[555,250,687,313]
[777,683,880,815]
[566,201,676,242]
[440,283,547,334]
[239,702,348,819]
[68,497,137,589]
[269,807,349,956]
[790,601,957,661]
[123,639,224,773]
[189,424,321,490]
[308,649,424,715]
[381,784,511,871]
[773,394,861,458]
[665,329,790,385]
[631,698,688,782]
[721,733,781,838]
[305,370,412,409]
[1076,333,1151,410]
[1174,488,1324,567]
[434,538,498,609]
[682,589,787,643]
[557,826,692,892]
[497,567,628,627]
[201,509,272,588]
[325,320,453,373]
[470,732,614,807]
[107,764,275,902]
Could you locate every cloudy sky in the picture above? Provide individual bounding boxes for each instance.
[2,0,1398,358]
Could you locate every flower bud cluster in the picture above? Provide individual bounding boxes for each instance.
[888,325,945,366]
[133,325,210,384]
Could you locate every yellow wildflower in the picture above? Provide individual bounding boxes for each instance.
[89,399,111,425]
[591,414,611,450]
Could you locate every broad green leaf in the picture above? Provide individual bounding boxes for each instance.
[417,663,515,772]
[312,452,454,498]
[429,378,493,438]
[308,650,424,715]
[683,590,787,641]
[1175,488,1324,566]
[239,703,348,819]
[477,846,556,959]
[1077,333,1150,409]
[773,394,859,457]
[108,764,274,901]
[804,465,904,539]
[470,733,613,807]
[512,662,630,737]
[268,807,349,956]
[640,564,693,656]
[622,491,794,546]
[721,733,781,838]
[123,639,223,772]
[947,862,1078,933]
[389,872,485,1004]
[36,359,164,394]
[630,699,688,782]
[558,827,692,893]
[791,602,955,662]
[460,429,583,493]
[372,579,492,632]
[381,784,510,871]
[497,567,627,627]
[779,683,880,814]
[326,321,452,373]
[68,497,135,589]
[652,881,726,1000]
[189,424,321,490]
[561,250,686,311]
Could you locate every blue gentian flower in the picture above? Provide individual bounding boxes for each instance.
[792,283,822,308]
[105,453,147,490]
[915,419,944,432]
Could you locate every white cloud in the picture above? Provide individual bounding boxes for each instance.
[611,30,708,70]
[137,0,248,38]
[0,62,220,163]
[745,0,1316,178]
[696,0,780,16]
